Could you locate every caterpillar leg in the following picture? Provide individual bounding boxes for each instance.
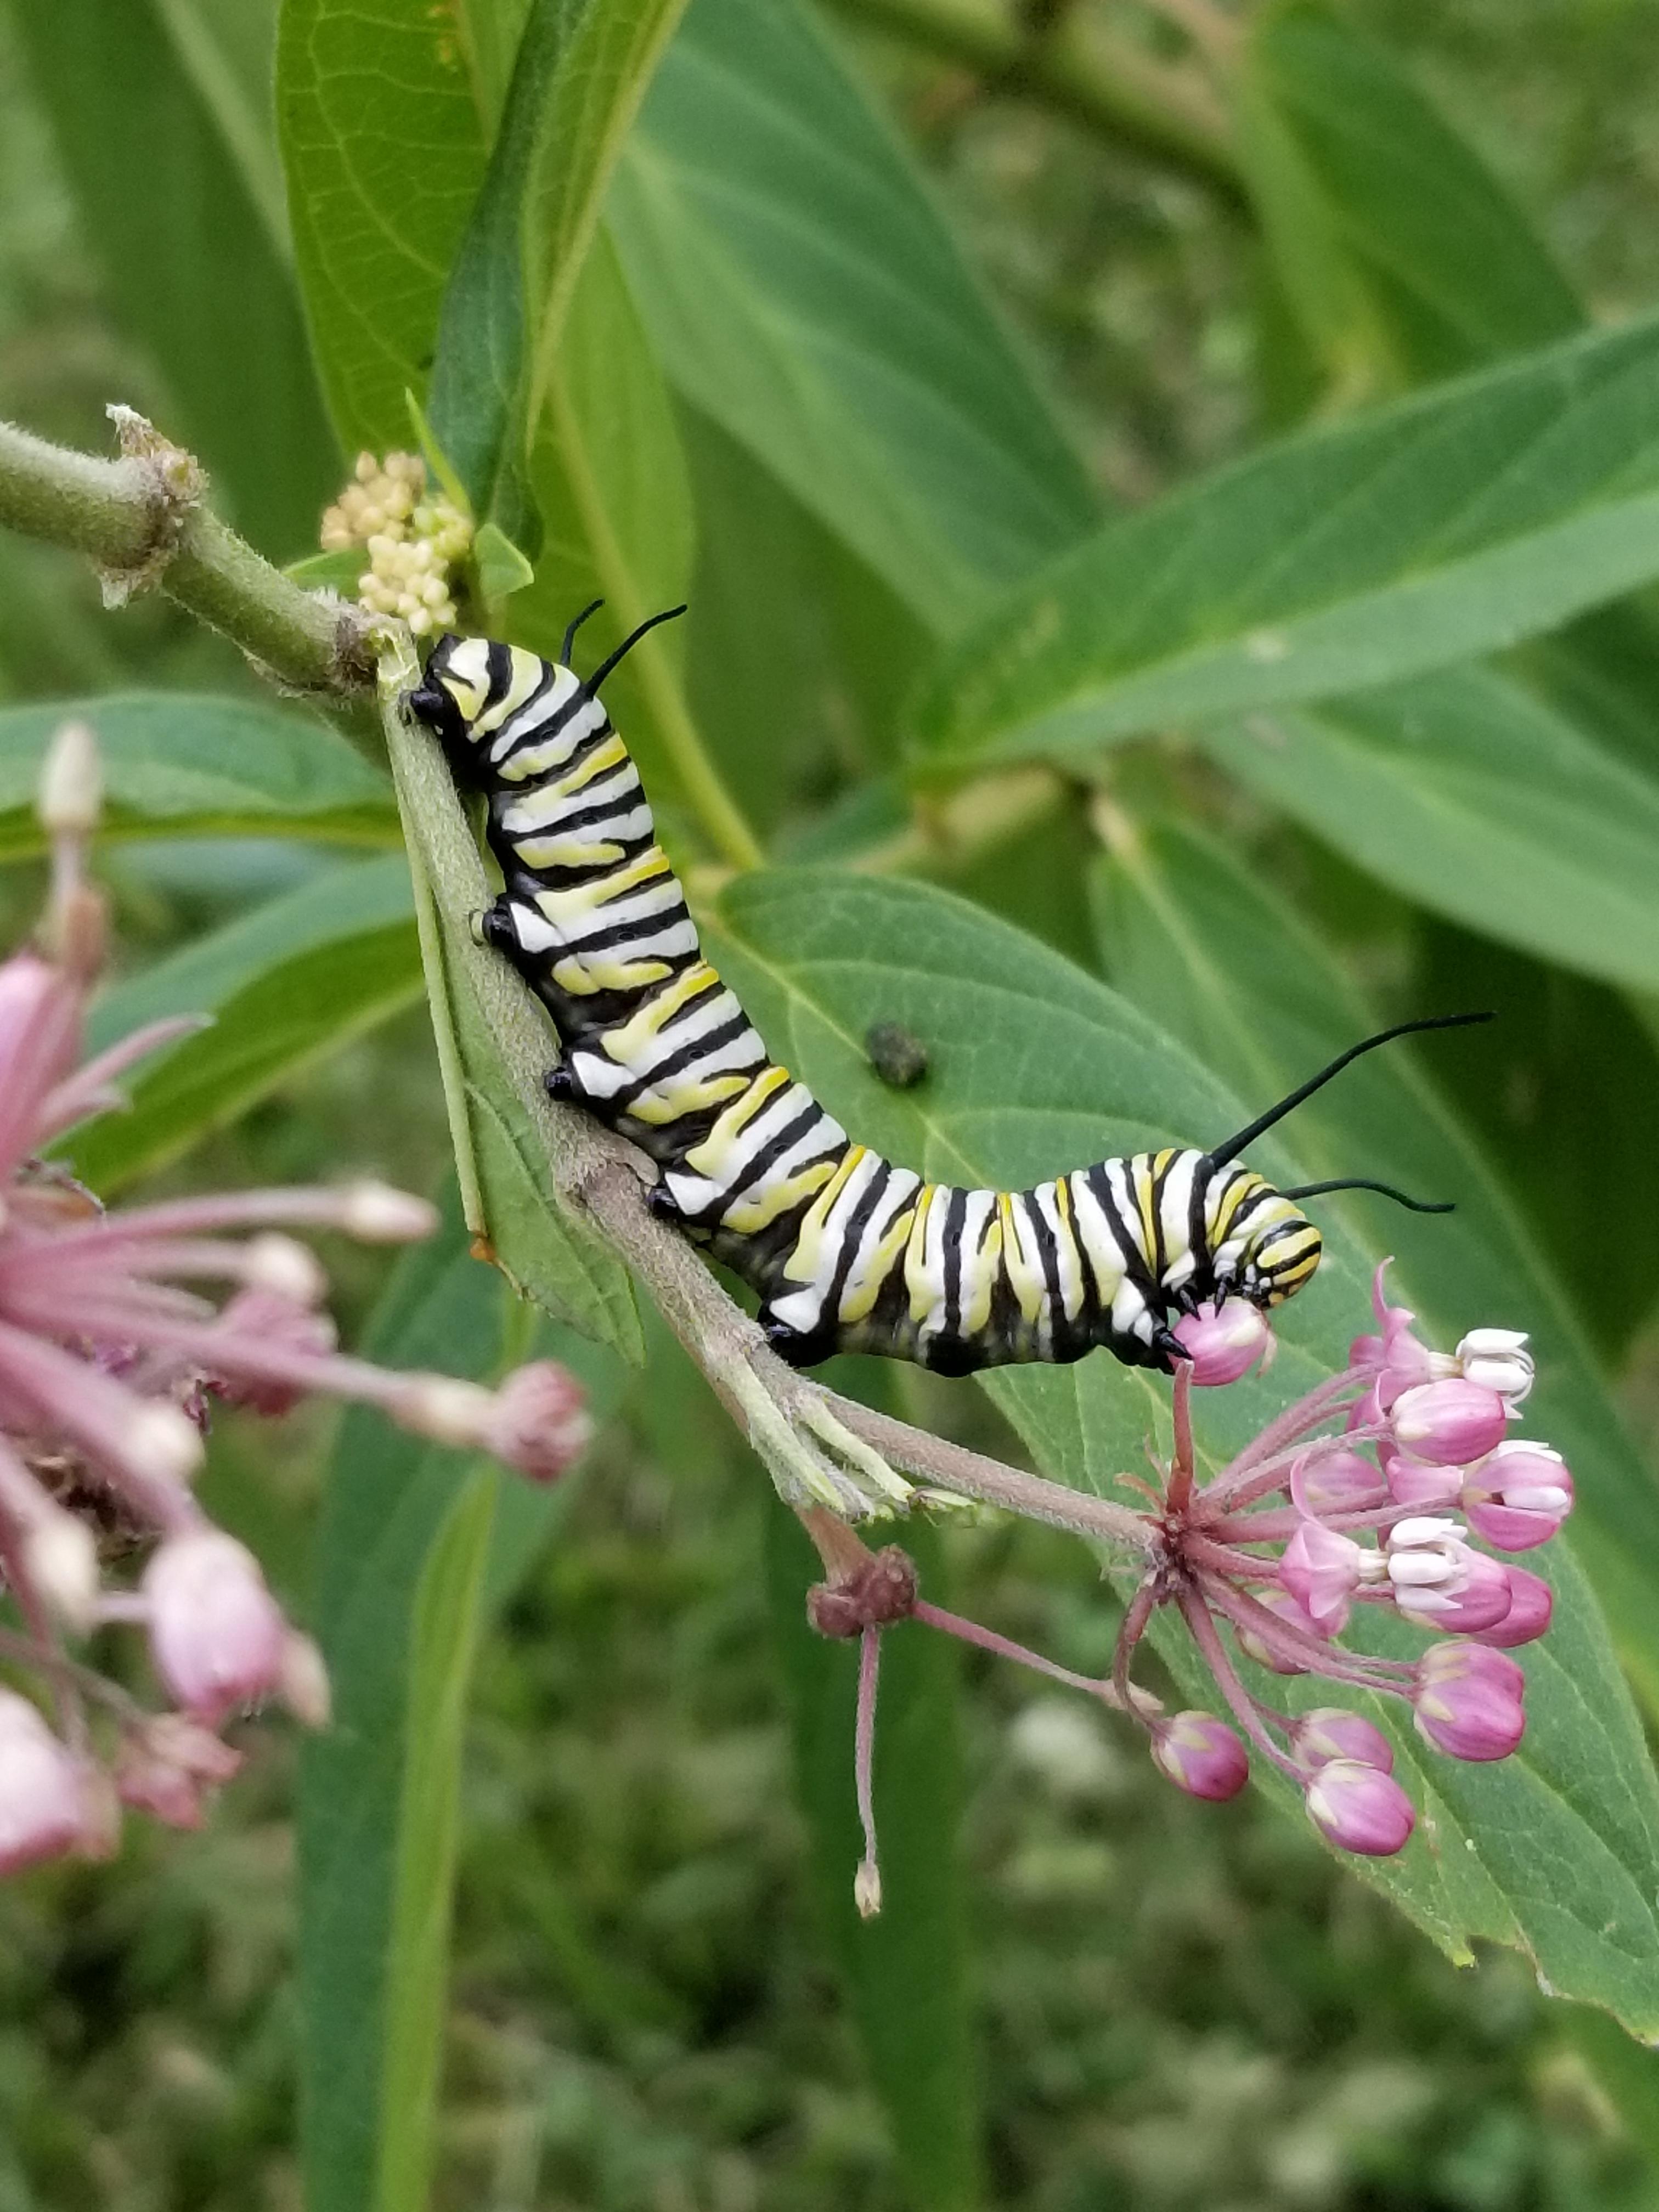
[469,896,518,955]
[543,1060,579,1104]
[759,1312,838,1369]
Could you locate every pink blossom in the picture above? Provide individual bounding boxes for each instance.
[1382,1446,1463,1514]
[1151,1712,1249,1800]
[1473,1564,1553,1648]
[0,1690,95,1874]
[1290,1446,1388,1519]
[1412,1642,1525,1762]
[143,1532,286,1725]
[1288,1707,1395,1775]
[1305,1759,1416,1856]
[1461,1442,1573,1553]
[1384,1517,1513,1634]
[1171,1301,1273,1387]
[1279,1521,1365,1635]
[1234,1584,1325,1673]
[1390,1379,1509,1466]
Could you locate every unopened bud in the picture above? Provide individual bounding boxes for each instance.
[1305,1757,1415,1857]
[1390,1379,1508,1467]
[1150,1712,1249,1801]
[22,1512,99,1634]
[854,1857,882,1918]
[1288,1707,1395,1775]
[128,1401,204,1485]
[1170,1301,1273,1387]
[1235,1584,1323,1673]
[337,1181,439,1243]
[278,1630,331,1729]
[37,720,102,838]
[0,1690,95,1875]
[1290,1446,1389,1520]
[143,1531,287,1726]
[480,1361,591,1485]
[1471,1563,1552,1649]
[242,1233,328,1307]
[1413,1641,1525,1762]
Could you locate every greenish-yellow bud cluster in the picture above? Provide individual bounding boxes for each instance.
[319,451,472,637]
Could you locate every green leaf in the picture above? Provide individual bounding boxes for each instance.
[767,1497,981,2210]
[911,313,1659,770]
[298,1196,614,2212]
[703,866,1659,2033]
[62,856,421,1193]
[276,0,488,453]
[608,0,1098,635]
[1195,663,1659,992]
[0,694,398,856]
[471,519,535,600]
[13,0,337,555]
[1239,2,1581,394]
[427,0,685,528]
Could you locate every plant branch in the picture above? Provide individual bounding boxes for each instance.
[827,0,1245,204]
[0,412,377,700]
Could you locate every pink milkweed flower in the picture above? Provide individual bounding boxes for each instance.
[1412,1642,1525,1762]
[1151,1711,1249,1800]
[859,1256,1576,1866]
[1461,1442,1573,1553]
[1305,1758,1416,1857]
[1390,1379,1509,1466]
[0,723,594,1869]
[1171,1300,1273,1387]
[1453,1328,1533,1407]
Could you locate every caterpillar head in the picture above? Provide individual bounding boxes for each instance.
[1222,1194,1323,1310]
[404,631,492,756]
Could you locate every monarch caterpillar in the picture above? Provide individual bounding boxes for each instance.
[407,613,1480,1378]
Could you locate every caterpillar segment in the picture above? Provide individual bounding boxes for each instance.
[406,627,1474,1380]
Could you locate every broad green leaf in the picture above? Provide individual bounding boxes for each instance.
[0,693,398,856]
[1239,3,1580,395]
[1092,819,1659,1722]
[386,665,645,1357]
[911,313,1659,770]
[298,1198,614,2212]
[703,866,1659,2033]
[277,0,487,453]
[13,0,337,555]
[767,1496,980,2211]
[1195,663,1659,992]
[64,856,421,1192]
[608,0,1098,635]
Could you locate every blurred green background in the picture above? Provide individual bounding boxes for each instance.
[6,1,1659,2206]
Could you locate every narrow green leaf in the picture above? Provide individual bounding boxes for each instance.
[767,1498,981,2211]
[1239,2,1580,393]
[1091,819,1659,1724]
[703,867,1659,2032]
[911,313,1659,769]
[63,856,420,1193]
[1196,663,1659,992]
[608,0,1098,635]
[0,693,398,856]
[14,0,337,554]
[297,1200,613,2212]
[276,0,488,453]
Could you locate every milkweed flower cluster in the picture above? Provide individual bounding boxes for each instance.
[810,1262,1572,1905]
[319,449,472,636]
[0,725,589,1875]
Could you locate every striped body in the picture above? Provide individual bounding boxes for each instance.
[407,636,1323,1375]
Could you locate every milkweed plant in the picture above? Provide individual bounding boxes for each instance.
[2,0,1659,2204]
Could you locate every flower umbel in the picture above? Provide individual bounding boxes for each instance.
[320,449,472,636]
[809,1260,1572,1892]
[0,725,591,1871]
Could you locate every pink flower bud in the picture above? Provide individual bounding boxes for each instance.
[1150,1712,1249,1801]
[1381,1445,1463,1514]
[143,1530,287,1726]
[1289,1707,1395,1775]
[1279,1521,1365,1635]
[1305,1758,1416,1857]
[1386,1521,1512,1633]
[1460,1442,1572,1553]
[1290,1447,1388,1520]
[479,1361,591,1484]
[1389,1379,1508,1467]
[1454,1328,1533,1406]
[1471,1564,1552,1648]
[0,1690,93,1875]
[1412,1641,1525,1762]
[1348,1262,1434,1406]
[1170,1301,1272,1387]
[1235,1584,1324,1674]
[208,1291,338,1416]
[116,1714,242,1830]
